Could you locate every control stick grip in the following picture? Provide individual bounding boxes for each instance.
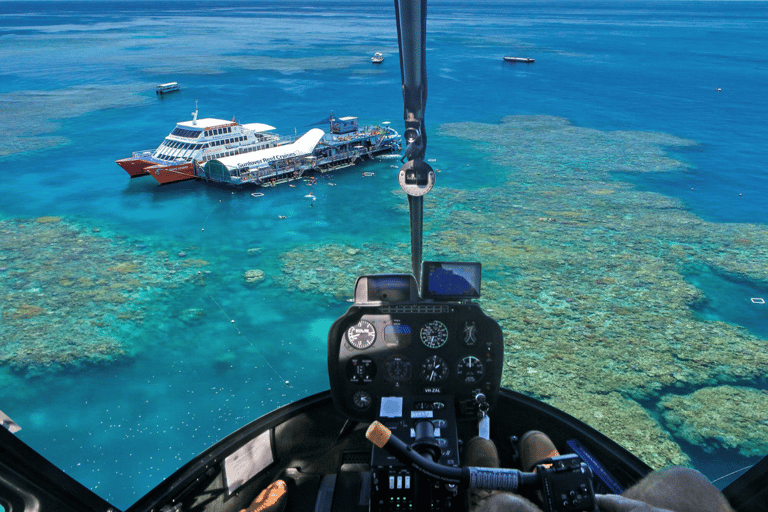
[468,467,524,491]
[365,421,539,492]
[366,420,392,448]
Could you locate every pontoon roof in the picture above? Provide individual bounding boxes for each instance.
[214,128,325,169]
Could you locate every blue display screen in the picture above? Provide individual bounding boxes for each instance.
[423,262,481,299]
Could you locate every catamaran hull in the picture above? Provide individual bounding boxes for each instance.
[115,157,155,178]
[147,162,196,184]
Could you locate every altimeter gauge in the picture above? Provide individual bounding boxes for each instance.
[421,355,449,383]
[420,320,448,349]
[456,356,484,384]
[346,320,376,349]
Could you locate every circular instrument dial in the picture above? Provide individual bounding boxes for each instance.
[384,355,412,382]
[456,356,484,384]
[420,320,448,349]
[352,390,373,410]
[346,320,376,349]
[421,355,449,383]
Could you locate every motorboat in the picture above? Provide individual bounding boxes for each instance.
[503,57,534,63]
[2,1,767,512]
[156,82,180,94]
[372,52,384,64]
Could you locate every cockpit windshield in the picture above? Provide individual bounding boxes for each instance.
[1,0,766,510]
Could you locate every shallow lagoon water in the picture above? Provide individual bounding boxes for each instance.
[1,0,768,508]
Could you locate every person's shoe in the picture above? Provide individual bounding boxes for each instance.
[240,479,288,512]
[463,437,500,511]
[520,431,559,472]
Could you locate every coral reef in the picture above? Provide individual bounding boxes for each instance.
[659,386,768,457]
[0,217,209,373]
[278,243,410,300]
[277,116,768,467]
[244,269,266,284]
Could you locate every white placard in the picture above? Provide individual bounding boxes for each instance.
[223,430,274,495]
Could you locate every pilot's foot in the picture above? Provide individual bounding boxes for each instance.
[520,430,560,472]
[240,479,288,512]
[463,437,500,511]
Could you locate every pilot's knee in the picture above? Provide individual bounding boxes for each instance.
[474,493,543,512]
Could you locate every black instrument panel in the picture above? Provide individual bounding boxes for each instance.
[328,302,504,422]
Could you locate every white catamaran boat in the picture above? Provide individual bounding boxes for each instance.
[115,106,283,184]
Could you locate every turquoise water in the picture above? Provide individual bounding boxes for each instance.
[2,1,768,508]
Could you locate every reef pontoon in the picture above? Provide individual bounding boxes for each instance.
[198,116,401,187]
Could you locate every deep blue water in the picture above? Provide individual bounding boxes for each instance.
[1,0,767,508]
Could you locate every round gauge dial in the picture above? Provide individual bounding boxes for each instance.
[346,320,376,349]
[463,321,478,346]
[421,320,448,349]
[456,356,484,384]
[352,390,373,410]
[420,355,449,383]
[384,355,412,382]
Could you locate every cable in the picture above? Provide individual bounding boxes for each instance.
[207,294,293,388]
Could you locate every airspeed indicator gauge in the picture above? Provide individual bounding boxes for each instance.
[421,320,448,349]
[346,320,376,349]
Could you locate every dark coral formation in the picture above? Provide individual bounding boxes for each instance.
[660,386,768,457]
[0,216,209,372]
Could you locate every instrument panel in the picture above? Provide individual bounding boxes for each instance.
[328,301,503,422]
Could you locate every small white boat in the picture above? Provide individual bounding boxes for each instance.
[156,82,180,94]
[503,56,534,63]
[371,52,384,64]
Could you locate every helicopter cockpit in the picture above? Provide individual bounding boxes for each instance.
[327,265,508,510]
[3,1,768,512]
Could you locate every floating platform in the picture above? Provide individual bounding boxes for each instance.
[198,117,401,187]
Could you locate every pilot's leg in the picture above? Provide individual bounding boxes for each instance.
[463,437,543,512]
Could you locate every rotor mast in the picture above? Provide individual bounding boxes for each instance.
[394,0,435,289]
